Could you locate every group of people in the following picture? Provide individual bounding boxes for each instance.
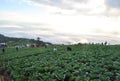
[1,46,19,53]
[53,46,72,52]
[1,46,72,53]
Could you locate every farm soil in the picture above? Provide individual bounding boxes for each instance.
[0,69,11,81]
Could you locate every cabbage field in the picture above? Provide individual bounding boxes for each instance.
[0,45,120,81]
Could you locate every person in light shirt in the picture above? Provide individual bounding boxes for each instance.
[53,47,57,52]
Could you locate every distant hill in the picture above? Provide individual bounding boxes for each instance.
[0,34,52,46]
[0,34,5,38]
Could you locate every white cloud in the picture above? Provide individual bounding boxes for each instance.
[21,0,120,17]
[1,0,120,44]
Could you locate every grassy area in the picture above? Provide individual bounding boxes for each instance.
[0,45,120,81]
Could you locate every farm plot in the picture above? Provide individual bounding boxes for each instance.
[0,45,120,81]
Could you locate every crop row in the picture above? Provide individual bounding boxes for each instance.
[1,45,120,81]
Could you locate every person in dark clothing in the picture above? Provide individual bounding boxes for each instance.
[16,47,18,51]
[2,48,5,53]
[67,47,72,51]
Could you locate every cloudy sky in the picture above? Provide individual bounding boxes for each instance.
[0,0,120,44]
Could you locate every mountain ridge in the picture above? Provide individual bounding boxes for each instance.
[0,34,52,46]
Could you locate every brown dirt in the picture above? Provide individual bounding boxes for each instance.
[0,69,11,81]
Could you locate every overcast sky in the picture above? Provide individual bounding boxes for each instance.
[0,0,120,44]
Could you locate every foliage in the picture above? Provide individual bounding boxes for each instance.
[0,45,120,81]
[0,34,49,46]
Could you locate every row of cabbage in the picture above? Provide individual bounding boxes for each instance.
[1,45,120,81]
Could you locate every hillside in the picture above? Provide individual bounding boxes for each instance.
[0,34,52,46]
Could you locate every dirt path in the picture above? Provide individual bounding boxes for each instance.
[0,75,5,81]
[0,75,10,81]
[0,69,11,81]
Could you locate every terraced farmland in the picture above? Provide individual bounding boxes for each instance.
[0,45,120,81]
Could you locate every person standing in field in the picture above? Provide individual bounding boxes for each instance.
[2,48,5,53]
[15,45,19,51]
[67,46,72,51]
[53,47,57,52]
[16,46,19,51]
